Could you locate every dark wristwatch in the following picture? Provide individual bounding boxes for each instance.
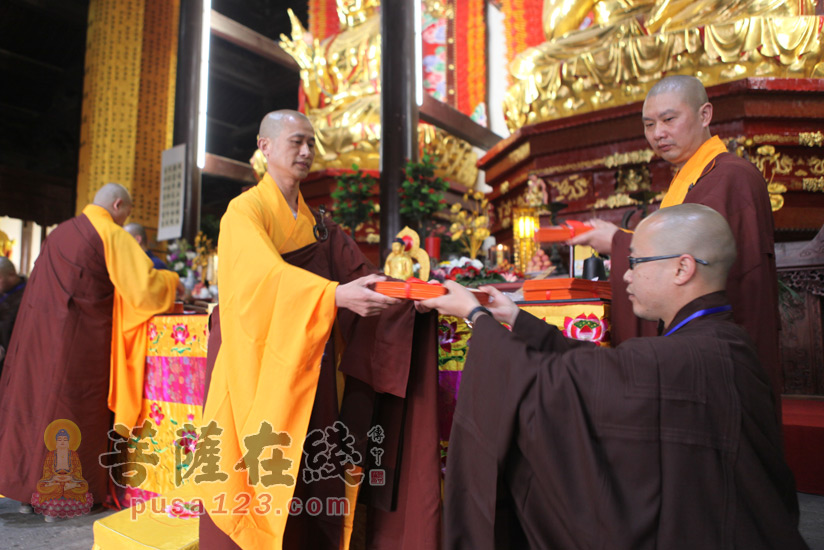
[464,305,492,328]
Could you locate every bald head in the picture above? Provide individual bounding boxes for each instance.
[624,204,736,326]
[259,110,312,140]
[123,223,148,249]
[646,75,708,111]
[0,257,21,292]
[640,204,737,286]
[0,257,16,277]
[93,183,133,226]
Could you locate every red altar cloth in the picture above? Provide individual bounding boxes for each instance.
[782,397,824,496]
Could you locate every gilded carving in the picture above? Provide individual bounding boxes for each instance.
[604,149,655,168]
[279,5,478,187]
[808,157,824,176]
[506,0,823,130]
[803,177,824,192]
[547,174,590,201]
[508,142,531,165]
[615,165,651,193]
[800,132,824,147]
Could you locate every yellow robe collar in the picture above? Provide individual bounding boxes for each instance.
[660,135,728,208]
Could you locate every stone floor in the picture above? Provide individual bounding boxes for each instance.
[2,493,824,549]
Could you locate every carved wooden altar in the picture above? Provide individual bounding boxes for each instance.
[480,78,824,242]
[479,77,824,399]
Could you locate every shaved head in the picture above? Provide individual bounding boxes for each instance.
[0,256,21,292]
[646,75,709,111]
[0,257,16,277]
[94,183,131,207]
[259,110,311,140]
[123,223,146,240]
[640,203,736,285]
[93,183,133,226]
[625,203,736,325]
[123,223,148,248]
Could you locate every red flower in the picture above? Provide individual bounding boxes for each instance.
[172,324,190,345]
[419,201,425,207]
[148,323,158,342]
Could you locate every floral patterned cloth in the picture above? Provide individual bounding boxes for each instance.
[436,302,610,476]
[117,315,208,501]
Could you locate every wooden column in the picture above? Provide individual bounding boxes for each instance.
[379,1,418,259]
[174,0,204,242]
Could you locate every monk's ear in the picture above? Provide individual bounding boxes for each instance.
[673,254,697,286]
[698,102,712,128]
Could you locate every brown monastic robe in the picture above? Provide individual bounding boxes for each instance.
[0,215,115,504]
[610,152,782,416]
[200,213,441,550]
[445,292,805,549]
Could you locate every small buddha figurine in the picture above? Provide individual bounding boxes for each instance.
[383,227,431,281]
[32,424,93,521]
[385,238,415,280]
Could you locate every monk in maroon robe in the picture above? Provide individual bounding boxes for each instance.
[0,184,179,513]
[571,75,782,420]
[425,204,805,549]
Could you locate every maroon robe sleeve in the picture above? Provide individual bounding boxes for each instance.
[511,309,597,353]
[683,153,782,420]
[445,302,805,549]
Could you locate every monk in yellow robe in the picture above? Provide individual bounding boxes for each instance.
[197,110,438,550]
[571,75,782,422]
[0,183,180,511]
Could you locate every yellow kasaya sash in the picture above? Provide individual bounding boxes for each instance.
[197,173,342,549]
[83,205,179,437]
[660,135,729,208]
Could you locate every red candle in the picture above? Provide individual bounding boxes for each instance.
[425,236,441,260]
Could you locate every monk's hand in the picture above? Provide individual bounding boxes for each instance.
[568,218,619,255]
[336,274,402,317]
[176,280,186,299]
[419,280,479,319]
[414,280,445,314]
[477,285,520,326]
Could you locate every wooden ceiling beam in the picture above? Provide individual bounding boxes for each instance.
[210,10,299,72]
[419,93,503,150]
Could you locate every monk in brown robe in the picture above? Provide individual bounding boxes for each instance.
[571,75,782,420]
[423,204,805,549]
[197,110,442,550]
[0,183,180,513]
[0,257,26,375]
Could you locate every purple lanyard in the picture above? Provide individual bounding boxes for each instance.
[663,305,732,337]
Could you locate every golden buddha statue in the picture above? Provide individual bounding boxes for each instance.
[279,2,478,188]
[506,0,822,129]
[384,227,430,281]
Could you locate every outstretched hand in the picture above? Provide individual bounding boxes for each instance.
[418,280,480,320]
[477,285,520,326]
[568,218,619,255]
[335,274,402,317]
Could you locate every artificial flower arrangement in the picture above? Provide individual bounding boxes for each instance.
[331,164,379,237]
[449,191,491,260]
[431,257,521,288]
[166,238,199,281]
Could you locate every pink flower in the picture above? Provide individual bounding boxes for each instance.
[172,324,190,345]
[148,323,158,342]
[150,402,165,426]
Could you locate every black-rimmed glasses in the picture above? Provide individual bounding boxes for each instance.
[627,254,709,270]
